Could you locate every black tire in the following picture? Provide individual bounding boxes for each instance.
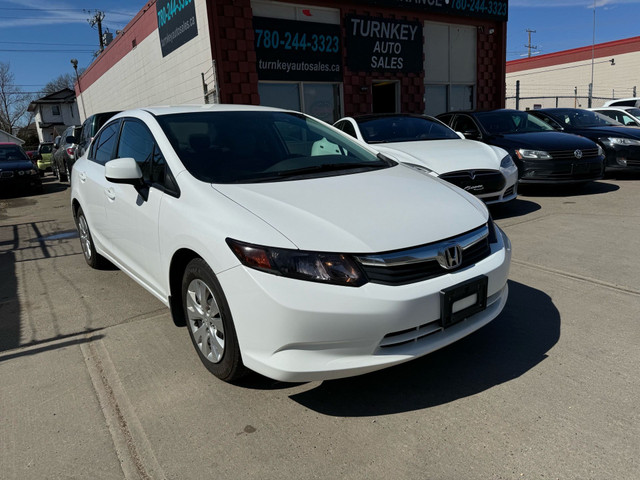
[52,161,59,179]
[38,169,44,177]
[60,161,69,182]
[182,258,247,382]
[76,206,108,269]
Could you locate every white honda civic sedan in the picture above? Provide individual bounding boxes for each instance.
[334,114,518,204]
[71,105,511,383]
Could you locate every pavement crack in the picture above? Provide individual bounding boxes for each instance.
[512,259,640,297]
[82,339,166,480]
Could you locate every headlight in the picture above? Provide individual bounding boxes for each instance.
[597,144,604,156]
[515,149,552,160]
[500,155,515,169]
[28,169,38,175]
[226,239,367,287]
[599,137,640,147]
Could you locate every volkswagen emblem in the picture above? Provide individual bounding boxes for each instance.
[574,149,583,159]
[437,244,463,270]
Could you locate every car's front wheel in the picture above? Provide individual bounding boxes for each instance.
[76,206,108,269]
[182,258,246,382]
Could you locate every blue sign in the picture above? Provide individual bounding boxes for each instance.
[157,0,199,57]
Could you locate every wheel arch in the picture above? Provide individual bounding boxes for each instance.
[168,248,202,327]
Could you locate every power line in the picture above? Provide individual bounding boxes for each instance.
[0,41,96,46]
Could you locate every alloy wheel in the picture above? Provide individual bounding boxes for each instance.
[186,278,225,363]
[77,214,92,261]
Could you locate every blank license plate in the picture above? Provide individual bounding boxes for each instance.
[440,276,488,328]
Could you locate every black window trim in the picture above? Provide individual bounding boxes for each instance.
[117,116,181,198]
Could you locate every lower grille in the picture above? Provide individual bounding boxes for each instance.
[0,171,14,178]
[439,170,506,195]
[378,289,504,349]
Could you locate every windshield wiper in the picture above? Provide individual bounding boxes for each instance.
[276,161,388,177]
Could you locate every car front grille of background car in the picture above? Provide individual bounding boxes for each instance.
[439,169,506,194]
[548,148,600,160]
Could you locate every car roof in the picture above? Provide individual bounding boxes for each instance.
[602,97,640,107]
[347,113,435,122]
[128,104,290,117]
[592,106,637,112]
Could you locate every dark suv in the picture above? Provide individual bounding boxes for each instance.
[76,111,120,158]
[52,125,82,182]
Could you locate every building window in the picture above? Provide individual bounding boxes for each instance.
[259,82,342,123]
[423,22,477,116]
[52,105,61,116]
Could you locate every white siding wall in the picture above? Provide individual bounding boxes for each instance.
[79,0,213,117]
[506,49,640,111]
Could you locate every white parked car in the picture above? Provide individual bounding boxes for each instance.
[334,114,518,204]
[71,105,511,383]
[590,106,640,128]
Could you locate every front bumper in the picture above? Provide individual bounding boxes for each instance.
[217,229,511,382]
[602,145,640,170]
[37,159,53,172]
[518,155,604,184]
[0,172,42,190]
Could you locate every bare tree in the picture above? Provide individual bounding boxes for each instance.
[42,73,76,95]
[0,62,31,133]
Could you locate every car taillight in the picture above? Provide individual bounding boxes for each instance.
[66,147,75,158]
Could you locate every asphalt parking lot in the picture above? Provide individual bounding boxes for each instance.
[1,174,639,480]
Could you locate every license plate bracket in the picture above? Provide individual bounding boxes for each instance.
[572,163,589,174]
[440,275,488,328]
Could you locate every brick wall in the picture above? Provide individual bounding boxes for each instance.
[208,0,260,105]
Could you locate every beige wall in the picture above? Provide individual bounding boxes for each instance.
[506,49,640,111]
[79,0,213,118]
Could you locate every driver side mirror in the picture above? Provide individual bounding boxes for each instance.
[461,130,481,140]
[105,157,143,186]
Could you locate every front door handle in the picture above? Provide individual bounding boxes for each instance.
[78,171,87,182]
[105,188,116,201]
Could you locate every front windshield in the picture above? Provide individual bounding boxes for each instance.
[156,111,392,183]
[0,144,29,162]
[356,116,460,143]
[548,109,621,128]
[475,111,555,134]
[626,108,640,118]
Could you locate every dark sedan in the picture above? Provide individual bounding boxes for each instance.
[0,143,43,194]
[437,109,605,185]
[529,108,640,172]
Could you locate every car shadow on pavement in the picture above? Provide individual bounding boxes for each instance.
[288,280,560,416]
[518,180,619,198]
[489,198,541,219]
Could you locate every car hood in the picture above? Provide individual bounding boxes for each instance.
[213,165,488,253]
[487,131,597,151]
[0,159,36,170]
[564,125,640,139]
[371,139,504,174]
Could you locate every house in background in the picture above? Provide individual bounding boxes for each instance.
[27,88,80,143]
[0,128,25,146]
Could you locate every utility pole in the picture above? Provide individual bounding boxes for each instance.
[86,10,106,52]
[525,29,537,58]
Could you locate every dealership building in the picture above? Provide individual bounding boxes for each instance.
[75,0,508,123]
[506,36,640,111]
